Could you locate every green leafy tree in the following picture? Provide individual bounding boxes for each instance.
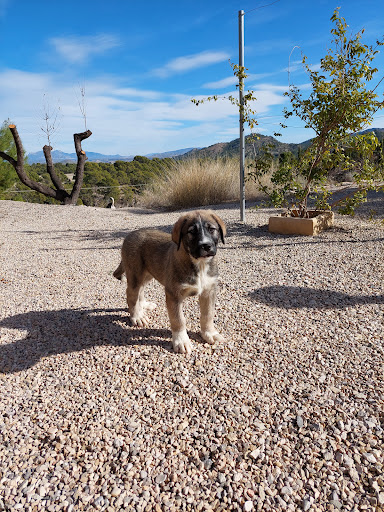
[80,161,121,206]
[250,9,384,216]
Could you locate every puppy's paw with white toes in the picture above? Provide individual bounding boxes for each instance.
[143,301,157,312]
[130,314,150,328]
[201,330,224,345]
[172,330,192,354]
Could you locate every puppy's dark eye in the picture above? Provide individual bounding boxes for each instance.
[207,225,217,234]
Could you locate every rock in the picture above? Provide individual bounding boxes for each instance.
[111,486,120,497]
[302,498,312,511]
[113,438,124,448]
[335,451,343,464]
[155,473,167,484]
[93,496,104,508]
[329,500,343,510]
[249,449,260,460]
[363,452,377,463]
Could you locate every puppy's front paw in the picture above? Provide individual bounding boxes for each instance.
[130,314,150,328]
[172,330,192,354]
[201,330,224,345]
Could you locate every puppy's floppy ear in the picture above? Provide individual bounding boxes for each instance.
[211,213,226,244]
[172,216,188,250]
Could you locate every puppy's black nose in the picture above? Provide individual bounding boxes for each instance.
[199,243,213,252]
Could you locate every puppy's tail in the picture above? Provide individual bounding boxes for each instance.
[113,261,124,281]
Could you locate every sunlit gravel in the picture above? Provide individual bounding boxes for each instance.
[0,199,383,512]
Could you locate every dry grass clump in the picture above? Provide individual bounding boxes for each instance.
[139,158,270,210]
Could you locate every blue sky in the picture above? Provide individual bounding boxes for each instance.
[0,0,383,156]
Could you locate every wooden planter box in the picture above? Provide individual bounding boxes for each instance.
[269,210,334,236]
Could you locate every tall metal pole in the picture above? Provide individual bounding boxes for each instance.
[238,10,246,222]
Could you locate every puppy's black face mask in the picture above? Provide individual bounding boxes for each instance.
[183,218,221,260]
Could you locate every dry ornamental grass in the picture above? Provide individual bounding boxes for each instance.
[140,158,265,209]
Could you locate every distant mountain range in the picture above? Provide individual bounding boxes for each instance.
[27,128,384,163]
[27,147,197,164]
[182,134,304,160]
[181,128,384,160]
[146,148,197,159]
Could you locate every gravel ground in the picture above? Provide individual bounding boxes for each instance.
[0,198,383,512]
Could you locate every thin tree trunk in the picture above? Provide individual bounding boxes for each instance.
[70,130,92,204]
[43,145,65,191]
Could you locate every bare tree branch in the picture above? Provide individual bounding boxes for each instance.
[0,150,16,167]
[70,130,92,204]
[43,145,65,191]
[0,124,92,205]
[77,84,87,131]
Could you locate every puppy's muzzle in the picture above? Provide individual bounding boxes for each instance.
[196,241,216,258]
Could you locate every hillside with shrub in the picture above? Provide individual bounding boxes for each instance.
[181,128,384,160]
[1,127,383,208]
[0,156,174,207]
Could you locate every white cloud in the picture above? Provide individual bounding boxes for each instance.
[203,72,278,89]
[309,63,322,72]
[153,51,230,77]
[203,76,238,89]
[0,69,292,156]
[282,59,303,73]
[282,58,322,77]
[251,89,285,111]
[50,34,120,64]
[111,87,163,100]
[251,83,288,93]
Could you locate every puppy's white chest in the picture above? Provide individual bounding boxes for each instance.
[196,263,216,294]
[182,259,216,296]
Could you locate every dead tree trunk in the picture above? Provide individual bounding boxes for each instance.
[0,124,92,205]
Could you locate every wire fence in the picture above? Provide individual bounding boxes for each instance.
[1,182,151,207]
[3,183,147,195]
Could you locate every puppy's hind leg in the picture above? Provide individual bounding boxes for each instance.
[126,284,147,327]
[126,273,153,327]
[113,261,124,280]
[139,286,157,314]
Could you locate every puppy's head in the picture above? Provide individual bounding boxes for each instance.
[172,210,226,260]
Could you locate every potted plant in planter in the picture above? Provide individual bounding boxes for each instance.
[249,8,384,235]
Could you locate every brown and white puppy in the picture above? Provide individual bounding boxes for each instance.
[113,210,226,353]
